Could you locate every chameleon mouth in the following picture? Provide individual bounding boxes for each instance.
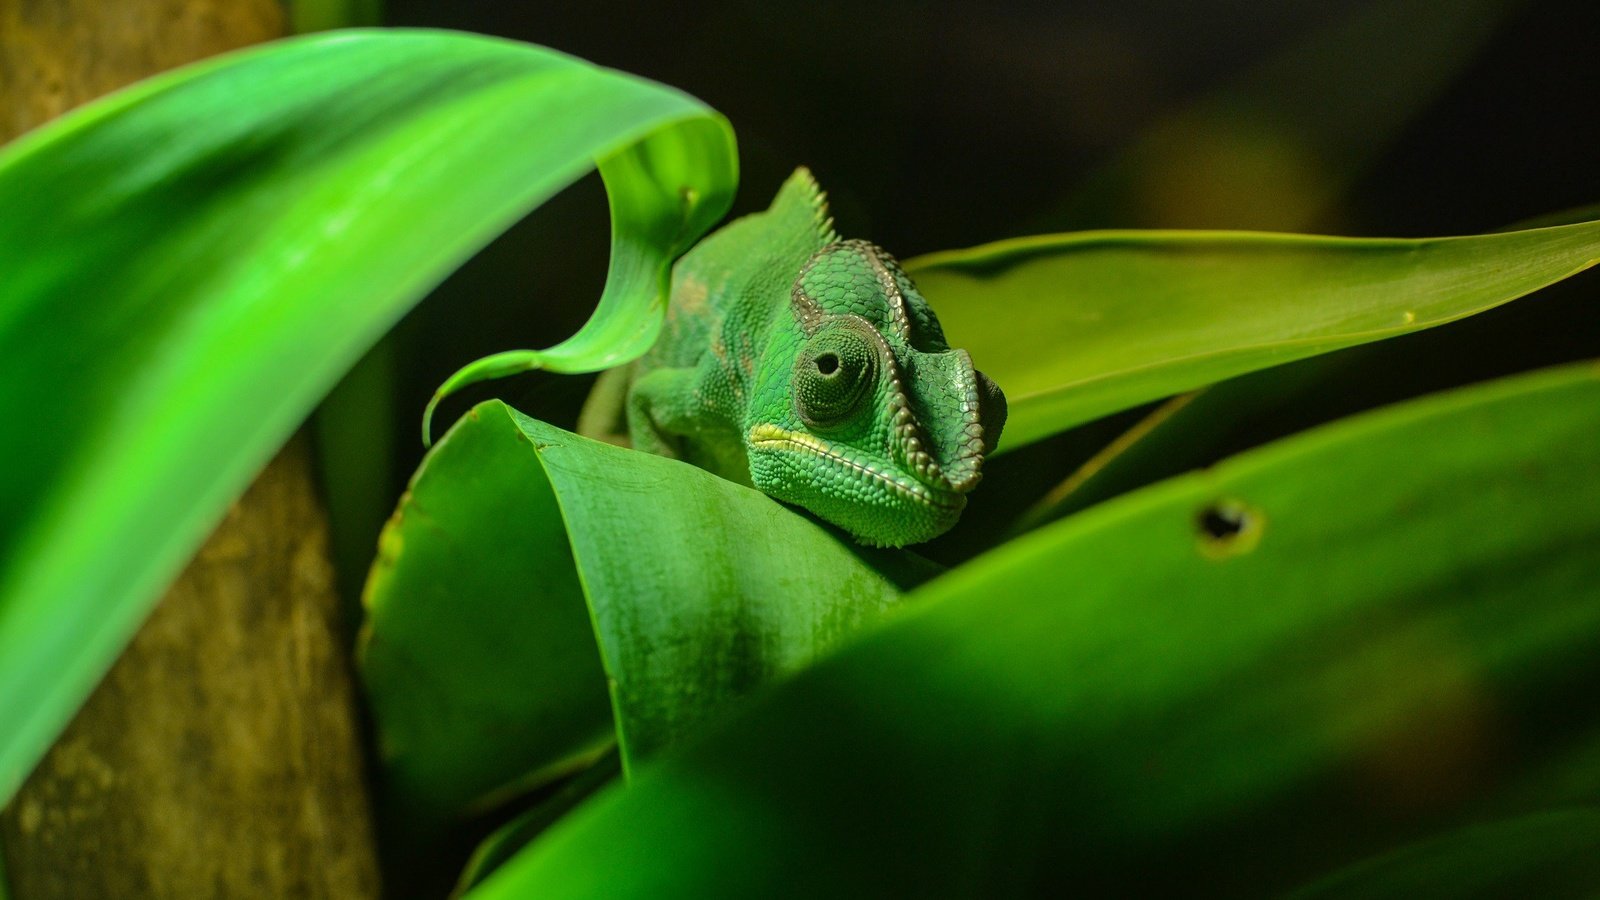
[748,423,964,511]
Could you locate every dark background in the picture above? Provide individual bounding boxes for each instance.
[385,0,1599,244]
[356,0,1599,566]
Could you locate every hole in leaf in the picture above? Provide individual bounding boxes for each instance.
[816,352,840,375]
[1195,499,1263,558]
[1198,505,1246,539]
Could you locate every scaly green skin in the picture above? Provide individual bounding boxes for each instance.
[580,169,1006,547]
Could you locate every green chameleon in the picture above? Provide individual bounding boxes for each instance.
[579,169,1006,547]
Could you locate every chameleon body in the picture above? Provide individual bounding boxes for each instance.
[579,169,1006,547]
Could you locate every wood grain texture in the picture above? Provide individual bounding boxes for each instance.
[0,0,283,141]
[0,3,381,897]
[2,440,381,899]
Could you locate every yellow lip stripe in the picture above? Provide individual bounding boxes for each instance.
[747,424,961,510]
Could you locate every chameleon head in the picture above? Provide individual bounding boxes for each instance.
[745,239,1007,547]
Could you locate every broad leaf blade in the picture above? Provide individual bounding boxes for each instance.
[909,222,1600,451]
[0,29,737,803]
[358,402,613,818]
[512,409,908,768]
[361,401,904,816]
[473,361,1600,897]
[1014,206,1600,532]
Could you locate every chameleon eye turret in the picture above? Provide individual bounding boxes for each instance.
[741,228,1007,546]
[792,323,877,430]
[580,167,1006,548]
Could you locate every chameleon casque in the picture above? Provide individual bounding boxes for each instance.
[579,168,1006,548]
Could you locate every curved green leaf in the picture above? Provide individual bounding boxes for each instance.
[474,361,1600,897]
[908,221,1600,451]
[1014,204,1600,533]
[360,401,908,816]
[0,29,737,804]
[358,402,611,819]
[420,121,736,442]
[452,751,622,897]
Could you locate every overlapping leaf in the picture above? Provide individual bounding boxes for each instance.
[360,402,912,816]
[908,221,1600,451]
[472,361,1600,897]
[0,28,736,804]
[1014,205,1600,533]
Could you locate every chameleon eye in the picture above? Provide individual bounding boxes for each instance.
[794,331,875,429]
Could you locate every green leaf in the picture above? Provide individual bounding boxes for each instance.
[358,402,612,819]
[471,361,1600,897]
[452,751,622,897]
[908,221,1600,451]
[360,402,908,816]
[0,29,736,804]
[1014,204,1600,533]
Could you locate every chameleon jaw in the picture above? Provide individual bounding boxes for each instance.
[747,423,965,513]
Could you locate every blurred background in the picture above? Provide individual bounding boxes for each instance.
[358,0,1600,573]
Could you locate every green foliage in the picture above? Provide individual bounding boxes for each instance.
[382,208,1600,893]
[0,29,735,805]
[467,362,1600,897]
[361,401,910,816]
[1,21,1596,900]
[907,223,1600,451]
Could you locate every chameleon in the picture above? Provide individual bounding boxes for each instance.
[578,168,1006,548]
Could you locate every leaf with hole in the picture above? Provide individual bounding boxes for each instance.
[470,361,1600,897]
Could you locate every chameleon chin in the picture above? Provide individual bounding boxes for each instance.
[580,168,1006,547]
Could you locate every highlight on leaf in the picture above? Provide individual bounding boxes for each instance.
[0,27,736,808]
[5,7,1598,899]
